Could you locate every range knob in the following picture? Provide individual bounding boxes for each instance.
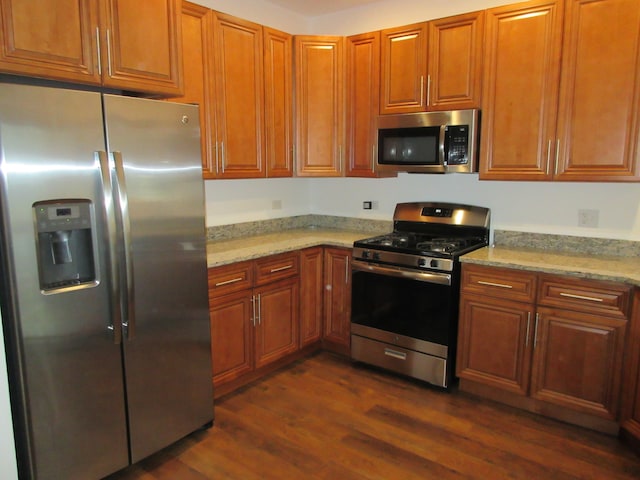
[418,258,427,267]
[361,250,370,259]
[431,259,439,268]
[372,252,381,261]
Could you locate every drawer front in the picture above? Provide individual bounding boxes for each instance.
[208,261,253,297]
[255,252,300,286]
[461,263,537,303]
[537,275,631,318]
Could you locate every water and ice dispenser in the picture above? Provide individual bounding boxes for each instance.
[33,200,97,292]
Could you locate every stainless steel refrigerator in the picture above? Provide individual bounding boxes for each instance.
[0,82,214,479]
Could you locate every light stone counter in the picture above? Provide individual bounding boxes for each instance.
[461,246,640,286]
[206,228,376,268]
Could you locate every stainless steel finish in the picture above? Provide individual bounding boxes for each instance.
[106,29,112,76]
[351,334,448,387]
[353,248,455,272]
[95,27,102,76]
[215,277,244,287]
[352,259,452,286]
[534,313,540,348]
[559,292,603,302]
[270,265,293,273]
[555,139,561,175]
[426,75,431,107]
[376,109,479,174]
[371,143,376,170]
[97,150,122,345]
[351,323,448,358]
[546,139,552,175]
[345,255,350,283]
[525,312,531,347]
[257,293,262,325]
[477,280,513,289]
[251,295,256,327]
[0,84,213,479]
[420,75,425,106]
[392,201,491,228]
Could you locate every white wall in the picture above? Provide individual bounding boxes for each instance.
[193,0,309,32]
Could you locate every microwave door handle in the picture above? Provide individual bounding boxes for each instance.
[439,125,447,170]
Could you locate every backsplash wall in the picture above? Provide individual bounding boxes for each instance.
[204,175,640,241]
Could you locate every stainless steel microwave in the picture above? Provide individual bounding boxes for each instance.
[376,109,479,174]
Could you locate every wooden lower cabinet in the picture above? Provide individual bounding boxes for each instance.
[209,252,300,397]
[457,263,631,434]
[621,289,640,453]
[322,247,352,355]
[299,247,324,347]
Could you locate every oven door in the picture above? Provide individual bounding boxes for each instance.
[350,260,457,358]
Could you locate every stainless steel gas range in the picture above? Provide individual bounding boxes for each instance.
[350,202,490,388]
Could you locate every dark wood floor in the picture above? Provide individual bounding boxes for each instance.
[106,352,640,479]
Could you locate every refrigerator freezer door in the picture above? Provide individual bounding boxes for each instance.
[102,95,213,462]
[0,84,129,479]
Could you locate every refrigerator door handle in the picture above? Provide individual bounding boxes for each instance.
[97,150,122,344]
[112,151,136,340]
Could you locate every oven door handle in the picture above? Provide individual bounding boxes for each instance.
[351,259,452,286]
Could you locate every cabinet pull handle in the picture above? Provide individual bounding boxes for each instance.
[220,141,225,173]
[257,293,261,325]
[215,276,244,287]
[559,292,604,303]
[372,144,376,170]
[525,312,531,347]
[345,256,350,284]
[554,139,560,176]
[533,313,540,348]
[106,29,112,77]
[384,348,407,360]
[270,264,293,273]
[546,140,552,175]
[95,27,102,76]
[477,280,513,289]
[251,295,256,327]
[426,74,431,107]
[420,75,425,106]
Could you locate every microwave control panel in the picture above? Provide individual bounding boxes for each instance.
[445,125,469,165]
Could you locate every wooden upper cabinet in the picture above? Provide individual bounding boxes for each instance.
[101,0,182,95]
[0,0,100,83]
[480,0,563,180]
[168,2,215,177]
[0,0,183,96]
[555,0,640,181]
[294,35,344,176]
[380,22,427,114]
[427,11,484,110]
[212,13,265,178]
[346,31,386,177]
[263,26,293,177]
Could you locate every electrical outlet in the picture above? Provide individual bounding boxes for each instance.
[578,209,599,228]
[363,201,372,210]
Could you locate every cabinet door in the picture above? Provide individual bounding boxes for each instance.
[323,247,351,352]
[428,11,484,111]
[0,0,100,84]
[254,278,299,369]
[457,293,534,396]
[100,0,183,95]
[212,13,265,178]
[346,31,385,177]
[294,35,344,176]
[480,0,563,180]
[621,290,640,451]
[380,22,427,114]
[555,0,640,181]
[210,289,254,387]
[263,26,293,177]
[169,2,215,177]
[299,247,324,347]
[531,306,627,420]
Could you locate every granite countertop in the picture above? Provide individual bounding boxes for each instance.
[461,246,640,286]
[206,227,375,268]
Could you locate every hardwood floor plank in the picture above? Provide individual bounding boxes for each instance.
[106,352,640,480]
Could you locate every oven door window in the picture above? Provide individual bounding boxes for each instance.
[378,126,440,166]
[351,269,455,347]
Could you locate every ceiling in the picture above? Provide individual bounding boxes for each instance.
[265,0,381,16]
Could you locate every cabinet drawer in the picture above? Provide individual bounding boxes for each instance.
[461,264,537,303]
[255,252,300,286]
[537,275,631,318]
[208,261,253,297]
